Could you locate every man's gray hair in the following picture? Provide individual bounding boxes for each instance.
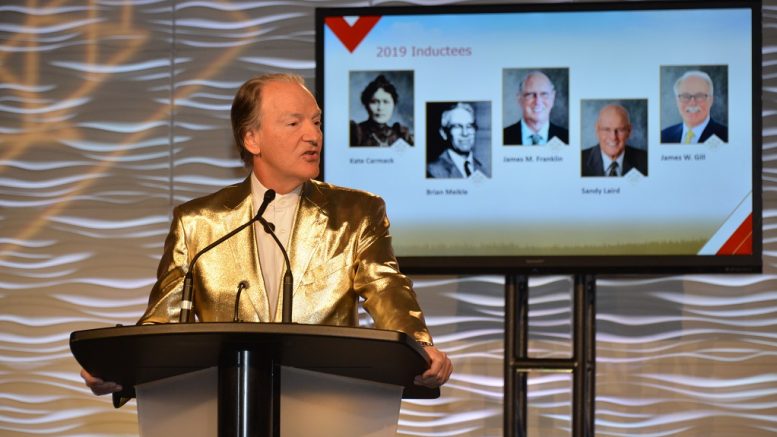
[673,70,714,96]
[440,102,476,128]
[520,70,555,93]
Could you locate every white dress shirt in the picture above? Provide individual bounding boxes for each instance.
[521,121,550,145]
[681,116,711,144]
[599,150,625,176]
[250,172,301,320]
[446,149,474,178]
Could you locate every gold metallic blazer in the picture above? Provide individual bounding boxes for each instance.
[138,177,432,343]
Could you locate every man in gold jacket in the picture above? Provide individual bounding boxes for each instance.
[82,73,452,394]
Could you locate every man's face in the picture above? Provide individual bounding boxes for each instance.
[441,108,476,154]
[244,81,322,193]
[367,87,395,125]
[676,76,712,128]
[519,74,555,126]
[596,106,631,160]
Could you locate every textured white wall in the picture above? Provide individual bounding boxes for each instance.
[0,1,774,435]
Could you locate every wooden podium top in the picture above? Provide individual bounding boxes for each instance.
[70,322,439,399]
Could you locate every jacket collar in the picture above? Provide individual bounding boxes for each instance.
[286,180,330,300]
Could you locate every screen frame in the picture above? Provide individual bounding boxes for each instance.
[315,0,763,275]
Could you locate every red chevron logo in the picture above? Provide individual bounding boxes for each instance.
[325,16,381,53]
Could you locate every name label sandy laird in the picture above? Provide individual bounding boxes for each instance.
[581,187,621,195]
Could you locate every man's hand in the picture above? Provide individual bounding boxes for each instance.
[80,368,122,396]
[414,345,453,388]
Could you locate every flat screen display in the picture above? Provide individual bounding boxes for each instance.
[315,1,761,274]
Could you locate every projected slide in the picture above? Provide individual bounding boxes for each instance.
[318,4,757,271]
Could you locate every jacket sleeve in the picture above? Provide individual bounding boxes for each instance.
[137,206,189,324]
[354,196,433,344]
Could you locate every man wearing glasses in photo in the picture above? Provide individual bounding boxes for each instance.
[427,102,490,179]
[582,104,648,178]
[503,70,569,145]
[661,70,728,144]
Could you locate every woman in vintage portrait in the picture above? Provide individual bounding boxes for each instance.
[350,74,414,147]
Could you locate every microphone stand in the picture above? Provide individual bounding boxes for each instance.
[179,190,276,323]
[258,217,294,323]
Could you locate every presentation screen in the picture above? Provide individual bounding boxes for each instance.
[315,1,761,274]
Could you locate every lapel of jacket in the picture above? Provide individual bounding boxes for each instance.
[286,180,329,300]
[441,151,463,178]
[220,176,270,321]
[473,155,485,174]
[673,123,684,142]
[622,147,635,175]
[587,145,605,175]
[548,122,562,142]
[700,121,716,143]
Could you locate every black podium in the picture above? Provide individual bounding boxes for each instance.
[70,323,438,437]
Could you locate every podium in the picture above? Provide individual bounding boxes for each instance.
[70,323,439,437]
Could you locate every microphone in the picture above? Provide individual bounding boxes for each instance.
[179,189,276,322]
[257,216,294,323]
[256,189,275,219]
[232,280,250,322]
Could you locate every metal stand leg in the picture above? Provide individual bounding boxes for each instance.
[572,274,596,437]
[504,274,596,437]
[504,274,528,437]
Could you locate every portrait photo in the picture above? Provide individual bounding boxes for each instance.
[426,101,492,179]
[580,99,648,178]
[660,65,729,144]
[349,70,415,147]
[502,68,569,146]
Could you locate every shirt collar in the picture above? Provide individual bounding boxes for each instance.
[446,149,472,175]
[683,116,711,143]
[521,120,550,145]
[250,172,302,215]
[599,148,625,175]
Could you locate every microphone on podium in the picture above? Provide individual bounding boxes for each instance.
[232,280,250,322]
[258,215,294,323]
[178,190,276,322]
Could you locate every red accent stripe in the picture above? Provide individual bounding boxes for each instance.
[716,213,753,255]
[325,16,381,53]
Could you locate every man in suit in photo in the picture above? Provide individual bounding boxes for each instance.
[427,102,490,178]
[503,70,569,145]
[81,73,453,396]
[661,70,728,143]
[582,104,648,177]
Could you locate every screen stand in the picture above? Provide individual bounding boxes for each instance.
[504,274,596,437]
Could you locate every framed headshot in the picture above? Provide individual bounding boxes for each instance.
[502,68,569,146]
[580,99,648,178]
[426,101,492,179]
[349,70,415,147]
[660,65,729,144]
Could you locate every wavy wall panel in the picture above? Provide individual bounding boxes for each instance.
[1,1,775,436]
